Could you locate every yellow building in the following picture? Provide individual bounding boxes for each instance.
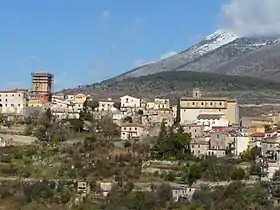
[75,94,87,104]
[249,125,265,134]
[179,88,239,125]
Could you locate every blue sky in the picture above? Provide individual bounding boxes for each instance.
[0,0,229,90]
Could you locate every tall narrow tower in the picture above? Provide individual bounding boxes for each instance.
[31,72,54,95]
[192,88,202,98]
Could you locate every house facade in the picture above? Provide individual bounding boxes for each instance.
[121,123,144,140]
[120,95,141,109]
[98,98,115,112]
[0,89,28,114]
[182,124,205,138]
[146,98,170,110]
[190,138,209,157]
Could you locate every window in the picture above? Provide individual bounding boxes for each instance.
[126,98,129,103]
[198,145,200,148]
[12,94,14,97]
[198,150,200,154]
[219,102,222,105]
[122,133,125,135]
[5,99,7,102]
[11,104,14,107]
[135,127,137,130]
[210,102,213,105]
[201,102,204,105]
[192,102,195,105]
[18,94,21,97]
[217,134,219,138]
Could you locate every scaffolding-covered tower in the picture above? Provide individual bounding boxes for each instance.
[27,72,54,106]
[31,72,54,95]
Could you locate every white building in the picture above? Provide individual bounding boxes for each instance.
[120,95,141,109]
[146,98,170,110]
[98,98,116,112]
[233,136,250,156]
[47,94,84,119]
[196,114,228,131]
[171,184,196,202]
[0,89,27,115]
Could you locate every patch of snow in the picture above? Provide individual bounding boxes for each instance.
[191,29,241,55]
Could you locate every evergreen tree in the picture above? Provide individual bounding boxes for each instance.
[175,98,181,125]
[158,121,167,141]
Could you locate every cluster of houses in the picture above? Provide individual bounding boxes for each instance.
[43,88,241,142]
[2,86,280,178]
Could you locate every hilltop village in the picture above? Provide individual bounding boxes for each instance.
[1,72,280,209]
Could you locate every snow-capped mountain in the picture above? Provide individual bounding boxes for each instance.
[189,30,240,56]
[105,30,280,82]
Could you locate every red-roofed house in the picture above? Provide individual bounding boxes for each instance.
[250,132,265,141]
[121,123,145,140]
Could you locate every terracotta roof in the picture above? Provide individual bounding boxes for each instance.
[210,127,235,133]
[266,130,278,134]
[250,132,265,138]
[183,124,204,127]
[0,88,28,93]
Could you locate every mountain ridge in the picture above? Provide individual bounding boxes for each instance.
[105,29,280,83]
[62,71,280,104]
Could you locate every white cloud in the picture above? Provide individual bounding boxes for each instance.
[102,10,110,19]
[160,51,177,59]
[134,59,152,67]
[221,0,280,36]
[23,55,36,62]
[134,51,177,67]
